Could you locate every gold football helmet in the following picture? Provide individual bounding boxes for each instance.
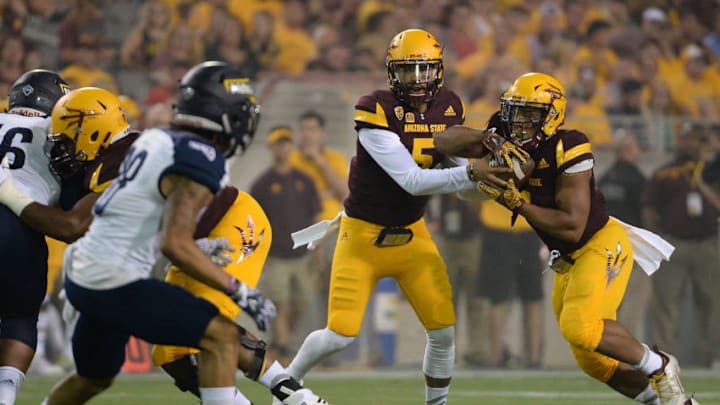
[500,72,567,150]
[46,87,130,179]
[118,95,140,124]
[386,29,443,104]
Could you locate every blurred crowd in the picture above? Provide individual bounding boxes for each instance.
[0,0,719,140]
[5,0,720,374]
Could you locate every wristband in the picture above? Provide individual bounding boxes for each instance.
[466,162,476,182]
[226,277,239,296]
[0,176,34,216]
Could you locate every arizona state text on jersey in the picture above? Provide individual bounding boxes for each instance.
[346,87,465,226]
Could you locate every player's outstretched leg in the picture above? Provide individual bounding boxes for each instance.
[423,326,455,405]
[202,318,332,405]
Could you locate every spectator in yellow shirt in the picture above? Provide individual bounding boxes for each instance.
[290,110,348,221]
[273,0,317,76]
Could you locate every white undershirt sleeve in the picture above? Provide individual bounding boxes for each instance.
[358,127,476,196]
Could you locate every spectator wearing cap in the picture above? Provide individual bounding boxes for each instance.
[644,122,720,367]
[571,19,617,84]
[666,44,720,119]
[607,78,649,147]
[250,126,322,361]
[641,6,678,65]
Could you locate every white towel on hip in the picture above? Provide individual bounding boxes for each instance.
[291,211,344,250]
[612,217,675,275]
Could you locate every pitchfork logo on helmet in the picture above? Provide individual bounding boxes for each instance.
[386,29,444,105]
[499,72,567,152]
[172,61,261,158]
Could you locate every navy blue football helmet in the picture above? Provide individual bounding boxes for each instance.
[172,61,260,158]
[8,69,70,116]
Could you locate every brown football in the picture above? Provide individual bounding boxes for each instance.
[488,155,536,189]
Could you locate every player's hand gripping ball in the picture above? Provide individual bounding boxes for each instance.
[488,153,536,189]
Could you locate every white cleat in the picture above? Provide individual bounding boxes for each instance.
[649,349,686,405]
[280,388,330,405]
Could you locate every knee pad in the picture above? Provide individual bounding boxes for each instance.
[0,317,38,350]
[236,325,267,381]
[161,355,200,397]
[557,313,603,352]
[423,326,455,379]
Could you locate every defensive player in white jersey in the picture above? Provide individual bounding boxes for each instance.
[41,61,329,405]
[0,70,69,405]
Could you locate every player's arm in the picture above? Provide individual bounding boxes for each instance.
[0,164,95,242]
[19,194,97,242]
[433,125,491,158]
[159,173,233,292]
[517,170,592,243]
[359,128,509,195]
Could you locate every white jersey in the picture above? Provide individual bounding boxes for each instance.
[66,128,227,290]
[0,113,60,206]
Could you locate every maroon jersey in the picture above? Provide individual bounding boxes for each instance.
[59,131,140,210]
[525,128,609,254]
[345,87,465,226]
[83,131,141,193]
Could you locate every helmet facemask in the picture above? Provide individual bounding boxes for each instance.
[44,133,83,180]
[500,100,551,151]
[389,60,442,105]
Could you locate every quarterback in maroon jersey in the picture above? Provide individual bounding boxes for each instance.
[435,72,697,405]
[282,29,512,405]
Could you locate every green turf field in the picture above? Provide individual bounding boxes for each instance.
[16,369,720,404]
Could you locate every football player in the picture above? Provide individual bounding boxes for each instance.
[0,69,69,405]
[41,61,328,405]
[0,86,141,242]
[434,72,696,405]
[282,29,514,405]
[151,184,276,405]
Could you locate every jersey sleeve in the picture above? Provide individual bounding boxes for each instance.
[555,130,593,173]
[162,135,226,194]
[354,94,390,131]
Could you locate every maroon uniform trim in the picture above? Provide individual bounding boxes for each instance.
[525,129,608,254]
[194,186,239,239]
[83,131,141,193]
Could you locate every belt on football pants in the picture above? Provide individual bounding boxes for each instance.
[545,249,575,274]
[374,227,413,247]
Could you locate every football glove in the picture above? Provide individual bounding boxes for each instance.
[482,130,531,169]
[230,280,277,332]
[477,179,525,212]
[196,237,235,267]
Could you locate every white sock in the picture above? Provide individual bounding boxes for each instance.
[259,361,288,389]
[233,390,252,405]
[633,344,664,376]
[286,328,354,380]
[0,366,25,405]
[634,383,660,404]
[200,387,236,405]
[425,386,449,405]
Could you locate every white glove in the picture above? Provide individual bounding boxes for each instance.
[196,237,236,267]
[0,156,34,215]
[230,281,277,332]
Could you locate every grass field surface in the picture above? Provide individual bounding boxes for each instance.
[17,369,720,404]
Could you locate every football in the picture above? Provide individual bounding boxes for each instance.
[488,155,536,188]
